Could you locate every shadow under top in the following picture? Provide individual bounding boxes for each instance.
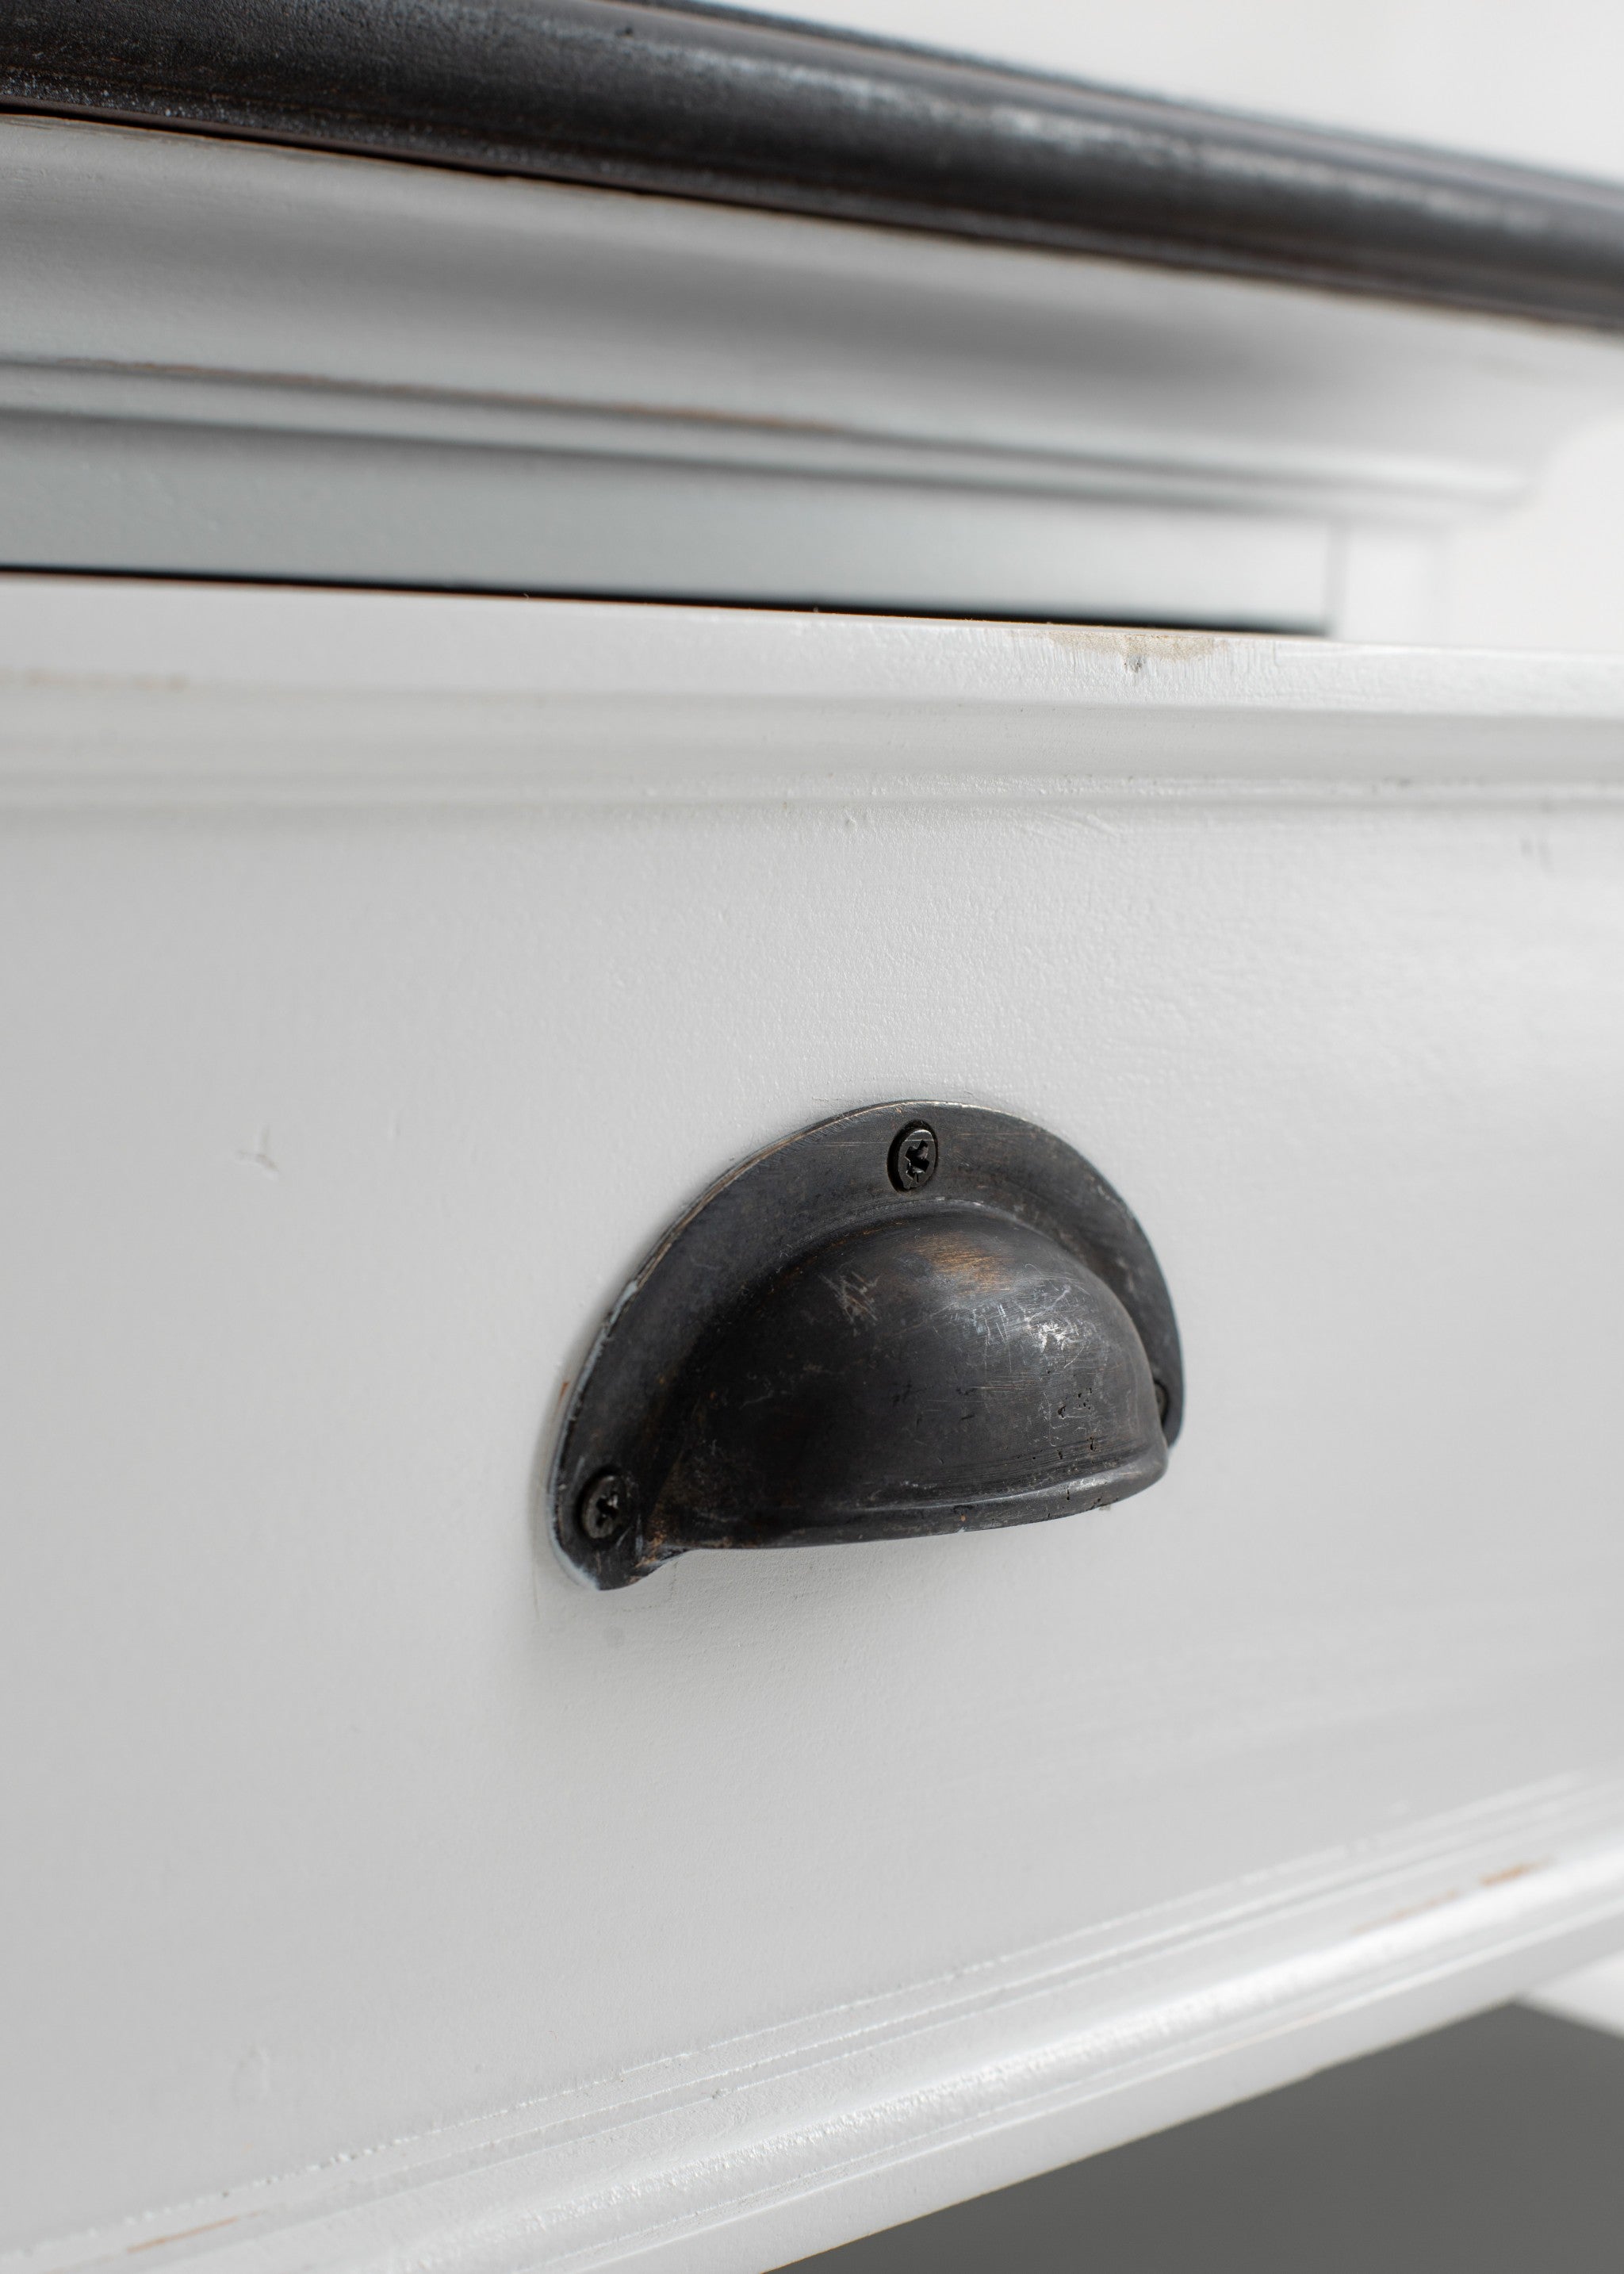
[6,0,1624,332]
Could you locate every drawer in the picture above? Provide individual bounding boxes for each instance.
[3,576,1623,2272]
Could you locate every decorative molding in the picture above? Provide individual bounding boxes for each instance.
[6,115,1624,632]
[13,1775,1624,2274]
[7,0,1624,332]
[3,581,1624,810]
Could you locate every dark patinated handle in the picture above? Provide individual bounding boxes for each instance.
[551,1102,1182,1589]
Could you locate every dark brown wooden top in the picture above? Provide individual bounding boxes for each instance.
[7,0,1624,329]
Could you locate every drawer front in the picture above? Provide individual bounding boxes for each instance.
[3,582,1624,2273]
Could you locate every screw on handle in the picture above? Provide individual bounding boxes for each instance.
[578,1469,634,1544]
[888,1122,938,1191]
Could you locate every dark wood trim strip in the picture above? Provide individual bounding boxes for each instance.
[7,0,1624,329]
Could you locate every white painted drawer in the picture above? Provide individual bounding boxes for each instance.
[3,578,1624,2273]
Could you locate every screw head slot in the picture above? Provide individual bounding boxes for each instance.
[578,1468,634,1544]
[887,1122,938,1192]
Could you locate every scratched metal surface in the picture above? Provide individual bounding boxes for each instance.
[551,1102,1180,1587]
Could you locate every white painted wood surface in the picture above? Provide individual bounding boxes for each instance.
[9,114,1624,638]
[2,577,1623,2272]
[1529,1953,1624,2038]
